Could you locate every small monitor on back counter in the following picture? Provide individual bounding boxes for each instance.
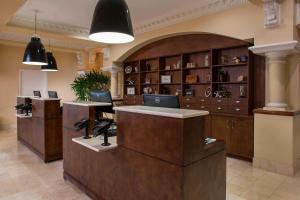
[48,91,58,98]
[33,91,41,98]
[143,94,180,108]
[90,90,112,103]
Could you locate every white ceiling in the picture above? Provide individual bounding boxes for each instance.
[1,0,249,50]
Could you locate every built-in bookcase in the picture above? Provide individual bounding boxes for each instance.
[124,45,251,99]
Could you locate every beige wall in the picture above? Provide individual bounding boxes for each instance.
[0,43,77,130]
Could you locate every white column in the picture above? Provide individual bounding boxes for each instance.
[265,51,288,110]
[102,66,122,99]
[249,41,300,111]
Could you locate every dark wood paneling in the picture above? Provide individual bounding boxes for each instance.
[17,97,62,162]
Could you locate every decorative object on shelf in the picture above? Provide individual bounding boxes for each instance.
[161,75,172,84]
[220,55,228,65]
[240,55,248,63]
[23,10,47,66]
[125,66,132,74]
[175,89,182,96]
[186,62,196,69]
[217,71,228,82]
[214,87,231,98]
[71,70,110,101]
[125,78,134,85]
[186,75,198,84]
[165,65,171,70]
[204,54,210,67]
[143,86,152,94]
[127,87,135,95]
[206,74,212,82]
[173,61,181,70]
[161,87,170,94]
[134,66,139,73]
[89,0,134,44]
[185,89,194,96]
[144,77,151,84]
[239,85,247,98]
[205,87,212,97]
[233,56,241,64]
[41,40,58,72]
[237,75,247,82]
[146,63,151,71]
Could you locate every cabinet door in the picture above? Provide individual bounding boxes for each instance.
[211,115,231,151]
[204,115,211,138]
[229,117,254,159]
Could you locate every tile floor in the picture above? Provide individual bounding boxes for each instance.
[0,129,300,200]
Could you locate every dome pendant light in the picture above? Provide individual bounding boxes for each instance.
[23,11,47,66]
[89,0,134,44]
[41,41,58,72]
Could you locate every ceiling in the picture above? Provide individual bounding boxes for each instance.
[0,0,249,50]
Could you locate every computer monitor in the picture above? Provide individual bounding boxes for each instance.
[143,94,180,108]
[48,91,58,98]
[33,91,41,98]
[90,90,112,103]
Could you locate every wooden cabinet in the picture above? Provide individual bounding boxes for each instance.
[211,115,253,160]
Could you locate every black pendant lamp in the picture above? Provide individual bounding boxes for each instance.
[41,41,58,72]
[23,11,47,66]
[89,0,134,44]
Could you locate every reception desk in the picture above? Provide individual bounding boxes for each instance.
[17,97,62,162]
[63,105,226,200]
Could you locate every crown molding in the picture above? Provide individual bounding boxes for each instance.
[134,0,249,34]
[8,15,90,37]
[8,0,249,39]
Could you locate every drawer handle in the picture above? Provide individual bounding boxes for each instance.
[235,108,241,111]
[186,98,190,101]
[201,106,205,109]
[217,107,222,110]
[201,99,205,102]
[186,105,190,108]
[236,100,240,104]
[217,100,222,103]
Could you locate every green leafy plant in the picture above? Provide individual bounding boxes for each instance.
[71,70,110,101]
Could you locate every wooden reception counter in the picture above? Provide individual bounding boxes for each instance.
[63,104,226,200]
[17,97,62,162]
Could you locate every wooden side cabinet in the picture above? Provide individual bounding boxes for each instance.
[211,115,254,160]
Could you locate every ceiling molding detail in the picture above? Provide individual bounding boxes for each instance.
[8,0,249,39]
[8,15,90,37]
[134,0,249,34]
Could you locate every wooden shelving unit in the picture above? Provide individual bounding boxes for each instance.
[122,34,265,161]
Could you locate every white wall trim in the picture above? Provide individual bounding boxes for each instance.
[249,41,300,55]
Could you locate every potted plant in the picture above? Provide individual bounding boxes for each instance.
[71,70,110,101]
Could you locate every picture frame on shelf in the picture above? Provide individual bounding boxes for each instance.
[161,75,172,84]
[127,87,135,95]
[165,65,171,70]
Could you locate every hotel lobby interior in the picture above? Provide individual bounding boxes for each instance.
[1,0,300,200]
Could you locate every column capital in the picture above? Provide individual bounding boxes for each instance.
[101,66,122,74]
[249,41,300,56]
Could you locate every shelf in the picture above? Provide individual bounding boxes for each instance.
[141,83,159,85]
[183,82,211,85]
[183,66,211,70]
[124,72,139,75]
[212,63,248,68]
[160,83,181,85]
[212,81,248,84]
[124,84,139,86]
[159,69,181,72]
[140,70,158,74]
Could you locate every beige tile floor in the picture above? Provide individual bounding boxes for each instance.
[0,129,300,200]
